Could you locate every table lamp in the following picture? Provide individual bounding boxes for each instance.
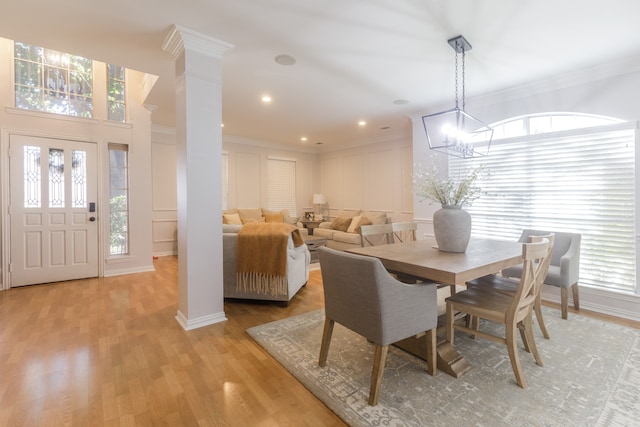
[312,193,327,220]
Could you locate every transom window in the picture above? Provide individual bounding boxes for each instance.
[14,42,93,117]
[450,113,636,294]
[107,64,126,122]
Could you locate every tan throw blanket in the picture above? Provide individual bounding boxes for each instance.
[236,222,305,296]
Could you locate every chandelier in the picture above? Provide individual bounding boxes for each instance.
[422,35,493,158]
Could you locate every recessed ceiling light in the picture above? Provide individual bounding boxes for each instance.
[358,120,366,126]
[300,137,308,142]
[261,95,272,103]
[394,99,409,105]
[275,54,296,66]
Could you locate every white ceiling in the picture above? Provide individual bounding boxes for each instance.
[3,0,640,149]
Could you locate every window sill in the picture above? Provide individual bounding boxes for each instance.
[5,107,100,124]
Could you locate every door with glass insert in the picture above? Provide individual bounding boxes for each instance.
[9,135,98,286]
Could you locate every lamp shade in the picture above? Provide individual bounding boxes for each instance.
[312,193,327,204]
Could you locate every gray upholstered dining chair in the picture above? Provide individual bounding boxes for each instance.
[501,229,581,320]
[359,223,394,247]
[318,246,439,406]
[466,233,555,339]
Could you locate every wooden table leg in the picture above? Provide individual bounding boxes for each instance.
[394,335,470,378]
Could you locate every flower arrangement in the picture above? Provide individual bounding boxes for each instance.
[413,163,485,207]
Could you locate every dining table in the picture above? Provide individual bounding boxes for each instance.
[346,237,523,377]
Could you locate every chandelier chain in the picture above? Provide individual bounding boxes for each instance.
[462,48,466,111]
[454,48,459,109]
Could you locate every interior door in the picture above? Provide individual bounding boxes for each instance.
[9,135,98,287]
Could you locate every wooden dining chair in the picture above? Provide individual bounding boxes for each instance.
[391,221,417,243]
[466,233,555,339]
[445,238,551,388]
[359,223,394,247]
[501,229,581,320]
[318,246,439,406]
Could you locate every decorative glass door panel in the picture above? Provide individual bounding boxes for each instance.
[10,135,98,287]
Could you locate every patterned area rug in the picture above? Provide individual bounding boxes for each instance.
[247,307,640,427]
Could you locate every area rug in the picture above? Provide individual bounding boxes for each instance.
[247,307,640,427]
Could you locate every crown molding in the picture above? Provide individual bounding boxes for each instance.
[162,24,234,60]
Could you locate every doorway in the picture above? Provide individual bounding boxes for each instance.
[8,134,99,287]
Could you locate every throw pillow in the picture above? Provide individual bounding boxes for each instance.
[238,208,263,220]
[264,213,284,223]
[331,217,352,232]
[361,211,387,225]
[223,213,242,225]
[355,217,372,234]
[241,217,265,225]
[347,215,363,233]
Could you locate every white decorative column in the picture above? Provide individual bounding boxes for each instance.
[162,25,234,330]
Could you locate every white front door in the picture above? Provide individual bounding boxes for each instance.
[9,135,99,287]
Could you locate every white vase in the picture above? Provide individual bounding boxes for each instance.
[433,205,471,253]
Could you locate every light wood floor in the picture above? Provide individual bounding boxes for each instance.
[0,256,637,426]
[0,257,345,426]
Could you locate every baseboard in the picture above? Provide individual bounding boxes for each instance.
[103,264,155,277]
[541,285,640,322]
[175,310,227,331]
[153,251,178,257]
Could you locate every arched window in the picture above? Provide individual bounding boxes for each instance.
[450,113,636,293]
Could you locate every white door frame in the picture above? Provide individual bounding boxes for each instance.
[0,129,104,289]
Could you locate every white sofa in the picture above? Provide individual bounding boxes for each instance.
[222,224,310,304]
[222,208,307,235]
[313,210,390,251]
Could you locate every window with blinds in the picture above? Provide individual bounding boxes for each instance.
[267,157,297,216]
[450,119,637,293]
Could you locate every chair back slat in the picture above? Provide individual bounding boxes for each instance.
[360,223,394,247]
[510,239,551,318]
[391,222,417,243]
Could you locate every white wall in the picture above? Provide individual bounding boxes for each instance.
[223,136,319,216]
[149,132,321,256]
[0,37,155,286]
[318,134,414,223]
[151,126,178,256]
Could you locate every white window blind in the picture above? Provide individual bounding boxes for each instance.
[450,124,636,293]
[267,158,297,216]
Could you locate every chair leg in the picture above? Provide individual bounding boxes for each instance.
[522,315,543,367]
[518,322,530,353]
[369,345,388,406]
[572,283,580,311]
[560,288,569,319]
[534,293,550,339]
[506,322,526,388]
[318,318,334,367]
[425,328,437,376]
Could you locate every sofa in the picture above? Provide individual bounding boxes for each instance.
[222,222,310,304]
[313,210,390,251]
[222,207,307,235]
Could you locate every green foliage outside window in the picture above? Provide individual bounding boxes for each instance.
[14,42,93,117]
[109,194,128,255]
[107,64,126,122]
